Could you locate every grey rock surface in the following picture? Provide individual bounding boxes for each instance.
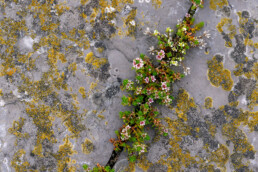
[0,0,257,171]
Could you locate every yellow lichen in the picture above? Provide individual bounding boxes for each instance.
[55,137,77,172]
[204,97,213,109]
[81,138,94,154]
[175,89,197,121]
[210,0,228,10]
[8,118,29,145]
[79,87,87,98]
[151,0,162,9]
[210,144,229,168]
[85,52,107,69]
[207,56,233,91]
[247,87,257,110]
[11,149,31,172]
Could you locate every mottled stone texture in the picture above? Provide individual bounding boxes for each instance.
[0,0,257,172]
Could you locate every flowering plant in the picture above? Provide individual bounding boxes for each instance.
[109,5,209,164]
[110,54,183,162]
[84,0,208,170]
[145,14,209,68]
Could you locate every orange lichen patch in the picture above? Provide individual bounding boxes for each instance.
[85,52,107,69]
[11,149,32,172]
[81,0,89,5]
[81,138,94,154]
[222,123,255,155]
[90,81,98,91]
[26,104,56,157]
[8,118,29,145]
[0,89,2,96]
[158,118,196,171]
[247,87,257,110]
[175,89,197,121]
[216,18,236,47]
[68,62,77,76]
[79,87,86,98]
[209,0,228,10]
[137,156,152,171]
[55,137,77,172]
[210,144,229,168]
[204,97,213,109]
[6,67,16,76]
[123,9,137,36]
[252,62,258,80]
[233,64,244,76]
[151,0,162,9]
[207,56,233,91]
[47,48,67,65]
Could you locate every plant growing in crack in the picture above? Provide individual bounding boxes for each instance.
[83,0,209,171]
[108,5,209,165]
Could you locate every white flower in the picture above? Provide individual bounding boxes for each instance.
[105,6,115,13]
[148,46,154,52]
[179,42,185,47]
[182,27,187,31]
[177,19,182,25]
[166,27,172,32]
[144,27,151,35]
[172,47,177,52]
[171,61,178,66]
[129,20,136,26]
[184,67,191,76]
[204,30,211,38]
[153,30,159,36]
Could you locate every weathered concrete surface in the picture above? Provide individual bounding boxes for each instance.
[0,0,257,171]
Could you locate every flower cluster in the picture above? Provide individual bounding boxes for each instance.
[133,57,144,69]
[120,125,131,141]
[145,14,208,68]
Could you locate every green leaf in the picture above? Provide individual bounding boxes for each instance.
[129,156,136,163]
[121,95,129,106]
[166,52,172,58]
[123,79,128,86]
[177,30,182,36]
[115,130,119,136]
[194,0,201,5]
[163,133,168,137]
[82,164,88,170]
[195,21,205,30]
[145,135,150,141]
[140,54,145,58]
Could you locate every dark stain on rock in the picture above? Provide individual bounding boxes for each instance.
[223,105,240,118]
[92,92,104,106]
[212,109,227,127]
[105,84,120,99]
[228,77,256,103]
[230,34,247,64]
